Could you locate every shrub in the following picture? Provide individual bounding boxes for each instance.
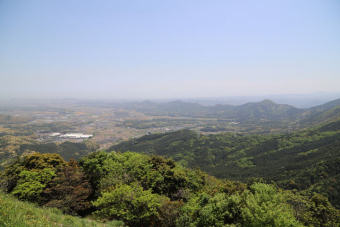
[93,184,165,226]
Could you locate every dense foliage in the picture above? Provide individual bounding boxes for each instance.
[110,119,340,209]
[1,151,339,226]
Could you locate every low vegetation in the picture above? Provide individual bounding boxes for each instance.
[0,191,124,227]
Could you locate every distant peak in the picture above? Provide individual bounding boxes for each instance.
[169,100,185,104]
[260,99,275,104]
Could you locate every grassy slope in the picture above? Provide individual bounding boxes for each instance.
[0,192,124,227]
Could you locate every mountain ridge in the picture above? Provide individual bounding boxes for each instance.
[117,98,340,124]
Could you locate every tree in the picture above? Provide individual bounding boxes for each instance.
[22,153,66,169]
[11,168,55,202]
[240,183,302,227]
[93,184,165,226]
[177,183,303,227]
[42,160,93,215]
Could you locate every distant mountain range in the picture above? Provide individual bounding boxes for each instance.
[118,98,340,127]
[182,93,340,108]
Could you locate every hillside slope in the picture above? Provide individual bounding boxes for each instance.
[0,192,124,227]
[110,119,340,208]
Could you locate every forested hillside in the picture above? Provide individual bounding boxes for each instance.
[1,151,339,226]
[110,119,340,208]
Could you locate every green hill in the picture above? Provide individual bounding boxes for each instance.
[212,99,302,121]
[299,106,340,127]
[110,119,340,208]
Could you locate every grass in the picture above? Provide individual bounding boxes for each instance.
[0,192,125,227]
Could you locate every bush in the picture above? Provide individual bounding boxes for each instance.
[177,183,303,227]
[42,160,93,215]
[93,184,165,226]
[11,168,55,202]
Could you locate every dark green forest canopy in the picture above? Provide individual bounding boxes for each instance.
[110,119,340,209]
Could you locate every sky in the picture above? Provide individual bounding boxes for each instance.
[0,0,340,99]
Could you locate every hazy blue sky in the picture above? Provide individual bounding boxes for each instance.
[1,0,340,99]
